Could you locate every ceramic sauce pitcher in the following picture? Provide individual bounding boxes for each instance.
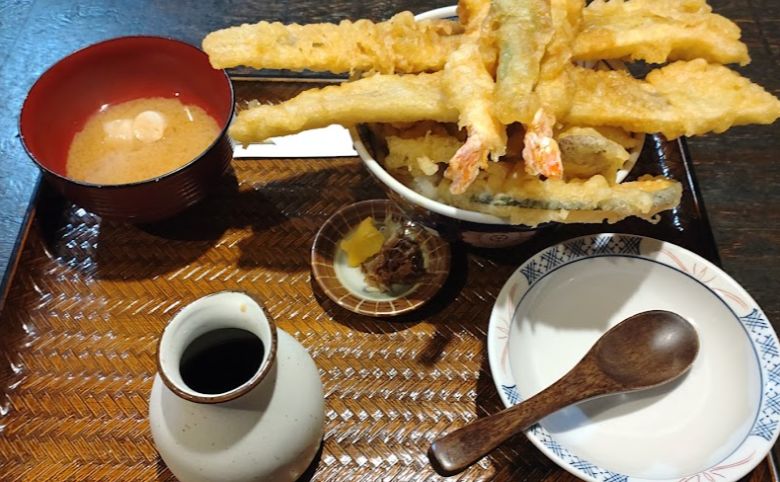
[149,291,325,482]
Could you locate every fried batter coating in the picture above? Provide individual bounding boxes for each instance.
[457,0,490,29]
[384,134,461,176]
[203,12,463,74]
[558,127,629,182]
[535,0,584,119]
[566,59,780,138]
[591,125,644,151]
[573,0,749,65]
[229,73,458,144]
[542,0,583,77]
[492,0,554,124]
[456,0,500,68]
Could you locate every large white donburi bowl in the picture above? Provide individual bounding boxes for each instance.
[487,233,780,481]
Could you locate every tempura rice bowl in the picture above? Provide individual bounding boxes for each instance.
[353,124,643,247]
[351,6,643,247]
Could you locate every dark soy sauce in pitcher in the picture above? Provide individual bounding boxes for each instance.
[179,327,264,395]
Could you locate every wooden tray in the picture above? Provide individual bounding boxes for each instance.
[0,80,775,481]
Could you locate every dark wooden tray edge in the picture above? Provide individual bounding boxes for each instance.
[0,177,40,315]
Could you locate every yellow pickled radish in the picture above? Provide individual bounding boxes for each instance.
[340,217,385,267]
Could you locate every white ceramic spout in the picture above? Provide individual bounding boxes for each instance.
[157,291,277,404]
[149,291,325,482]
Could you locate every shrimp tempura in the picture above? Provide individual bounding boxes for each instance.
[443,0,507,194]
[520,0,583,178]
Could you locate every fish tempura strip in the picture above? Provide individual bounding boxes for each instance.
[565,59,780,138]
[573,0,749,65]
[444,174,682,226]
[203,12,463,74]
[443,0,506,194]
[204,1,748,76]
[231,60,780,144]
[492,0,554,125]
[229,73,458,144]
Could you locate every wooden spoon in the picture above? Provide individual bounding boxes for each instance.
[428,310,699,476]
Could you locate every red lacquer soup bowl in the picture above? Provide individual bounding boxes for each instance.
[19,36,234,223]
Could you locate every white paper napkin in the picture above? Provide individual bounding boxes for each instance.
[232,124,358,158]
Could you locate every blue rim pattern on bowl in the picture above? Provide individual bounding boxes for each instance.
[487,233,780,482]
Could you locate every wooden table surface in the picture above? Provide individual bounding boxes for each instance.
[0,0,778,478]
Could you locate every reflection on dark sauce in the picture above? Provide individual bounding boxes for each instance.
[179,327,263,394]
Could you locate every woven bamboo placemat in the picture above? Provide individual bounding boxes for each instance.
[0,81,775,481]
[0,157,523,481]
[1,162,775,482]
